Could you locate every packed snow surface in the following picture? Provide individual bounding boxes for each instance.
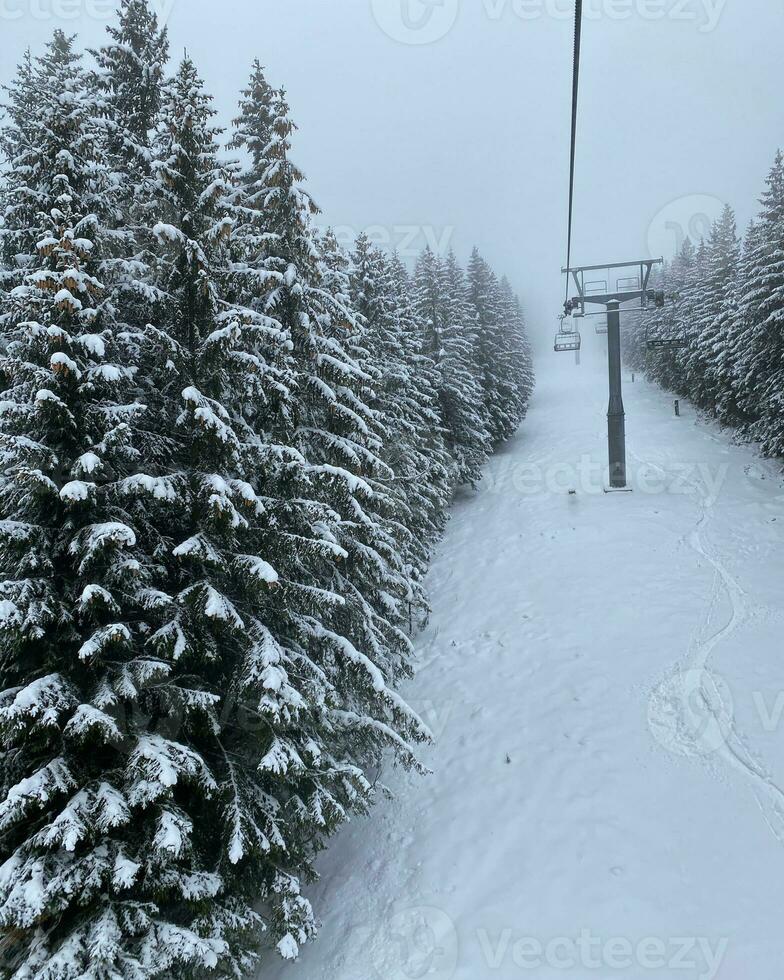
[262,344,784,980]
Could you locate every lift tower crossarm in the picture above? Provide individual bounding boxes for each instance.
[561,258,663,274]
[563,258,663,317]
[572,291,648,307]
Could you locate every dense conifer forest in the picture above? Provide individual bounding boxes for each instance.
[0,3,535,975]
[627,153,784,458]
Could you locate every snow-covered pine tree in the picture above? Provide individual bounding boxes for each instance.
[0,49,38,299]
[239,77,435,694]
[413,245,447,366]
[685,204,740,414]
[388,254,454,594]
[732,152,784,454]
[645,238,697,393]
[88,0,172,416]
[89,0,170,177]
[466,247,525,444]
[0,33,231,978]
[124,55,322,975]
[414,248,491,487]
[715,219,766,428]
[347,235,451,614]
[438,251,493,485]
[223,67,433,962]
[496,275,535,430]
[675,237,709,398]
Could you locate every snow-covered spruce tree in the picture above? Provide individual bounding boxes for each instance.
[89,0,172,418]
[715,219,767,428]
[0,49,39,309]
[674,237,708,397]
[496,275,535,428]
[733,152,784,455]
[684,204,740,414]
[413,248,491,487]
[321,230,433,627]
[0,33,232,978]
[224,69,432,961]
[89,0,170,177]
[378,251,454,613]
[466,248,527,444]
[347,235,451,615]
[645,238,697,394]
[439,251,493,484]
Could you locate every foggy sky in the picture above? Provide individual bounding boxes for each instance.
[2,0,783,351]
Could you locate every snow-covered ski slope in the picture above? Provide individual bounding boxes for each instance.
[264,341,784,980]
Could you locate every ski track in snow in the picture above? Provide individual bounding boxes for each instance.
[645,445,784,844]
[263,347,784,980]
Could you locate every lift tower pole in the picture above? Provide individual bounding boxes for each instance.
[606,300,625,488]
[562,257,663,491]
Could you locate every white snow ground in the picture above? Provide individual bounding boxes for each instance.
[262,341,784,980]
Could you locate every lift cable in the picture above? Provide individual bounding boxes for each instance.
[564,0,583,311]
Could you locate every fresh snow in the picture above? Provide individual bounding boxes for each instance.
[0,599,22,626]
[76,451,101,475]
[60,481,95,503]
[261,347,784,980]
[78,334,106,364]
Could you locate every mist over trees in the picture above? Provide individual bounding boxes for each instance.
[627,151,784,458]
[0,2,535,975]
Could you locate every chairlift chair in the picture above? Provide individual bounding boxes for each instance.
[645,294,687,350]
[554,320,582,352]
[647,335,687,351]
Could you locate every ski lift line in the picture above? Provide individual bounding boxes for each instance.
[564,0,583,307]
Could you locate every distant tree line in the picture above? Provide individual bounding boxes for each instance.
[627,151,784,459]
[0,2,534,976]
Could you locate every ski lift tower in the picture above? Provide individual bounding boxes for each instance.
[562,257,663,490]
